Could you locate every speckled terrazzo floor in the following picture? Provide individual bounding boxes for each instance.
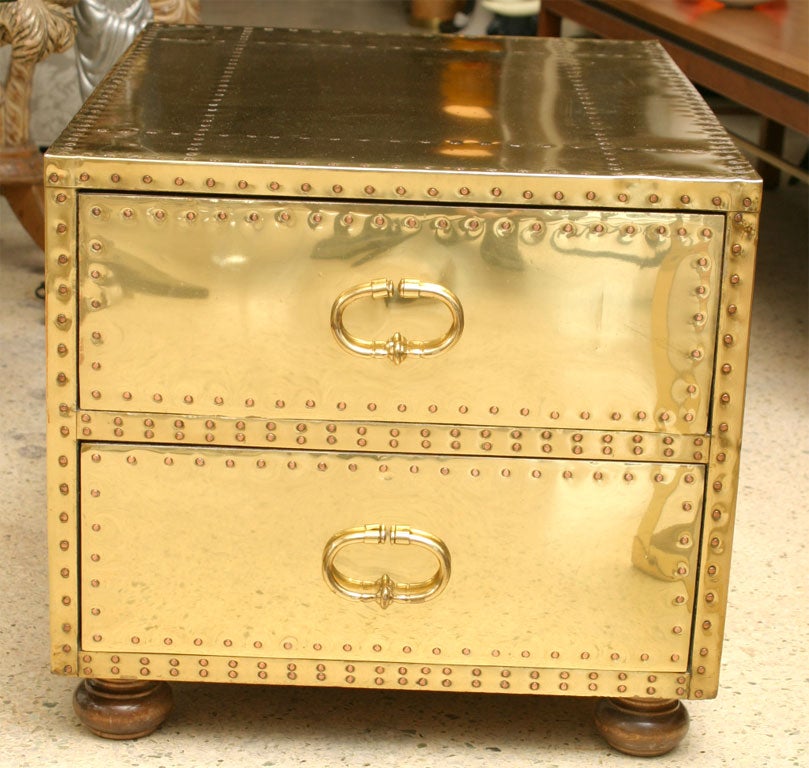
[1,2,808,766]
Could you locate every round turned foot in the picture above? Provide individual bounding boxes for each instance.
[73,678,173,739]
[594,697,689,757]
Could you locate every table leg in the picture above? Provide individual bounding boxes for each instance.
[537,7,563,36]
[594,697,690,757]
[759,119,786,189]
[73,678,173,739]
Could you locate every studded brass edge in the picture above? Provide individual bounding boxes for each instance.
[74,651,691,699]
[75,410,710,464]
[689,201,760,700]
[45,184,80,677]
[44,155,762,214]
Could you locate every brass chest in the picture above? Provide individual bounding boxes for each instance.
[45,26,760,753]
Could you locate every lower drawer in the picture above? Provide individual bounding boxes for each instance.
[80,444,703,673]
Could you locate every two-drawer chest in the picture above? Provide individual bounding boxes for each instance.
[45,26,760,756]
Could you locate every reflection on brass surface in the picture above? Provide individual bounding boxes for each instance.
[330,279,464,364]
[322,524,451,608]
[80,445,700,672]
[45,28,761,705]
[47,27,758,192]
[77,195,722,434]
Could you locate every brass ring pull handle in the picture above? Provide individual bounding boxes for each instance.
[322,523,451,609]
[330,278,464,364]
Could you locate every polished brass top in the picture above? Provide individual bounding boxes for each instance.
[48,25,757,187]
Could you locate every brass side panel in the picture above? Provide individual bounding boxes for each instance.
[81,445,703,673]
[45,185,80,676]
[689,208,759,699]
[78,196,722,433]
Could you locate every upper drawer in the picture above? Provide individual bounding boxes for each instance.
[77,195,723,433]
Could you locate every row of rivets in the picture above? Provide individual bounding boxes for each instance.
[689,209,756,699]
[106,453,697,484]
[89,206,718,241]
[58,172,753,208]
[47,186,79,677]
[57,168,753,210]
[80,652,687,693]
[80,387,693,425]
[81,413,707,462]
[82,639,670,665]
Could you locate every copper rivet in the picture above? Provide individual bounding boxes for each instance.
[731,244,742,254]
[174,177,184,186]
[396,186,406,195]
[49,173,59,183]
[586,191,596,200]
[649,194,659,203]
[681,195,690,204]
[554,191,563,200]
[56,223,67,233]
[365,185,375,194]
[270,181,280,191]
[79,172,89,182]
[618,193,628,202]
[239,180,248,189]
[427,187,438,196]
[523,190,533,200]
[142,175,152,184]
[460,187,470,196]
[332,184,343,193]
[743,197,752,207]
[491,187,502,197]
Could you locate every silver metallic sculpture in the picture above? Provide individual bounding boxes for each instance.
[74,0,152,99]
[74,1,200,99]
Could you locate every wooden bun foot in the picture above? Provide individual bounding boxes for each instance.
[73,678,173,739]
[594,697,689,756]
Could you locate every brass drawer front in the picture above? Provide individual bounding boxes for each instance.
[78,196,722,434]
[80,444,702,672]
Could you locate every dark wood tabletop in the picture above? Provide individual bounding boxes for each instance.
[539,0,808,129]
[538,0,808,183]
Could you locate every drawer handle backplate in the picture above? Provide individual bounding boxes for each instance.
[330,278,464,364]
[322,523,451,609]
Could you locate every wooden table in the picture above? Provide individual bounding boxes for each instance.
[538,0,808,185]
